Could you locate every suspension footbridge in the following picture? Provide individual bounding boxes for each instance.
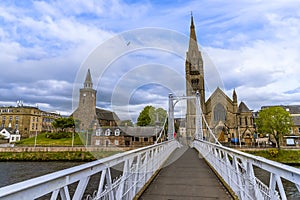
[0,92,300,200]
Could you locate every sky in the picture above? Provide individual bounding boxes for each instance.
[0,0,300,122]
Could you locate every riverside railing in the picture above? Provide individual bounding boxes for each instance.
[192,139,300,200]
[0,140,181,200]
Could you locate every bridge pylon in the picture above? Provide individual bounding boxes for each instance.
[167,91,203,141]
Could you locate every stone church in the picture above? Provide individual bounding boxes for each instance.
[72,69,120,133]
[186,15,255,144]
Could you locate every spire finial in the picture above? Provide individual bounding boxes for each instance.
[191,11,194,27]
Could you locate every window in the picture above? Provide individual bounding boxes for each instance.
[245,117,248,126]
[298,128,300,133]
[114,140,119,145]
[95,140,100,145]
[144,137,148,142]
[115,129,120,136]
[9,116,12,122]
[105,129,111,136]
[16,116,19,122]
[135,137,140,142]
[96,128,102,136]
[213,103,226,122]
[32,123,34,130]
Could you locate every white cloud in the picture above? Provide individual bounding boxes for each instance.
[0,0,300,119]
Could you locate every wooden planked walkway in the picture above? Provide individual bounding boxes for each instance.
[139,147,233,200]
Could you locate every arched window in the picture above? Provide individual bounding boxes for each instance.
[213,103,226,122]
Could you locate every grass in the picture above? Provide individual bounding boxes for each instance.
[0,151,122,161]
[244,149,300,165]
[16,132,84,146]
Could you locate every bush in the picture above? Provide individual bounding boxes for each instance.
[45,132,72,139]
[268,149,279,157]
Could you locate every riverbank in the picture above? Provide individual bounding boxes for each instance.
[242,149,300,165]
[0,150,122,161]
[0,146,129,161]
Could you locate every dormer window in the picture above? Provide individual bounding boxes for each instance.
[115,129,120,136]
[105,129,111,136]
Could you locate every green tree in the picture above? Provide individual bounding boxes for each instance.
[256,106,293,149]
[137,106,167,126]
[52,117,75,132]
[119,119,134,126]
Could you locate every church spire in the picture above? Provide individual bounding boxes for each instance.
[84,69,93,89]
[233,88,237,103]
[189,12,198,51]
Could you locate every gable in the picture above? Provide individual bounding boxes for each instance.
[206,87,233,107]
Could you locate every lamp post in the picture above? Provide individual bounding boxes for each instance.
[72,125,75,148]
[34,130,37,148]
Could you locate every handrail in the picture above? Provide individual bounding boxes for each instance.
[0,140,181,200]
[192,139,300,200]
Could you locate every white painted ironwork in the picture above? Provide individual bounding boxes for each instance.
[0,140,181,200]
[192,139,300,200]
[168,91,202,140]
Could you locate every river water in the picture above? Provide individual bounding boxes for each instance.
[0,161,299,199]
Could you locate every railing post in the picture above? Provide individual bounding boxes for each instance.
[168,93,174,140]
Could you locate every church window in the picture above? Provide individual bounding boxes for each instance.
[245,117,248,126]
[213,103,226,122]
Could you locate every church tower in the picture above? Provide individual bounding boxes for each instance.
[186,14,205,139]
[73,69,97,132]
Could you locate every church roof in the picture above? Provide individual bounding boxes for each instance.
[96,108,120,121]
[206,87,233,105]
[238,102,251,113]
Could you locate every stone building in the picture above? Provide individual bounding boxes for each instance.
[91,126,161,147]
[0,103,60,138]
[72,69,120,133]
[185,15,255,143]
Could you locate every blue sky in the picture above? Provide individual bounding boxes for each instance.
[0,0,300,121]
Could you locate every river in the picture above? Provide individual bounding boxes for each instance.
[0,162,299,199]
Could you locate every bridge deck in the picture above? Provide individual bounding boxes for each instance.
[139,147,233,200]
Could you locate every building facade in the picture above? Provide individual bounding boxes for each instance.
[0,104,60,138]
[185,16,255,143]
[72,69,120,134]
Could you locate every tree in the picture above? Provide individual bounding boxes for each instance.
[52,117,75,132]
[119,119,134,126]
[137,106,167,126]
[256,106,293,149]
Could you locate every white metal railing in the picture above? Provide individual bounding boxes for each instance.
[192,139,300,200]
[0,140,181,200]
